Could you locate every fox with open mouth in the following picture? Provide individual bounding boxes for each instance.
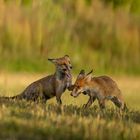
[0,55,72,105]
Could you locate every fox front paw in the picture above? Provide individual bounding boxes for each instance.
[82,104,87,109]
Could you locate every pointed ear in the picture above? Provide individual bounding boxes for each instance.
[48,58,57,64]
[84,74,92,82]
[79,69,85,75]
[64,55,69,58]
[64,55,70,61]
[84,70,93,82]
[77,70,85,79]
[86,69,93,76]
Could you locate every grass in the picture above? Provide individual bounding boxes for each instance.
[0,0,140,74]
[0,0,140,139]
[0,72,140,139]
[0,102,140,140]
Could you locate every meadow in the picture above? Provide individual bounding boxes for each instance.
[0,0,140,139]
[0,0,140,74]
[0,72,140,140]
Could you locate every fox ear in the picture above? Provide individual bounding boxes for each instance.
[85,70,93,82]
[86,69,93,76]
[85,74,92,82]
[78,70,85,79]
[48,58,57,64]
[64,55,69,58]
[79,69,85,75]
[64,55,70,61]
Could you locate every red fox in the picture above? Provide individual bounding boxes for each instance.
[0,55,72,105]
[70,70,127,110]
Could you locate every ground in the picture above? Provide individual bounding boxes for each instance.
[0,72,140,140]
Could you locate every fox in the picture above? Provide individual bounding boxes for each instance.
[0,55,72,105]
[70,70,127,110]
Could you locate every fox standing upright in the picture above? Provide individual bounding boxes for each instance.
[71,70,127,110]
[0,55,72,105]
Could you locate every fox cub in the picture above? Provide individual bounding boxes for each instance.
[71,70,127,110]
[0,55,72,105]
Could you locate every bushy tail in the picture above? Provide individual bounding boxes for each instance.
[0,96,11,100]
[0,94,22,101]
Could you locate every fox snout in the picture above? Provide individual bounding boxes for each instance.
[70,91,79,98]
[70,93,77,97]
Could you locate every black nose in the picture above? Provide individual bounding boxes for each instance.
[70,66,72,69]
[70,93,73,96]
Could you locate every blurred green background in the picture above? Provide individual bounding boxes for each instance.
[0,0,140,74]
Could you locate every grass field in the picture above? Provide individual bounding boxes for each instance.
[0,0,140,139]
[0,0,140,74]
[0,72,140,140]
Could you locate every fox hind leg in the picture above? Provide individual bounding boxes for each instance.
[111,96,127,110]
[98,99,105,109]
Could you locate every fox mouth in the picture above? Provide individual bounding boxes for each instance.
[71,93,79,98]
[73,95,78,98]
[65,72,71,78]
[63,70,71,78]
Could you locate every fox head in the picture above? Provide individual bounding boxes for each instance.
[48,55,72,77]
[70,70,93,97]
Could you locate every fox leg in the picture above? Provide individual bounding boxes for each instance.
[34,84,46,103]
[56,93,62,105]
[98,99,105,109]
[56,97,62,105]
[56,96,62,105]
[83,96,96,108]
[39,95,47,104]
[92,96,96,102]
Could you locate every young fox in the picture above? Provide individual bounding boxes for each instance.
[70,70,127,110]
[0,55,72,105]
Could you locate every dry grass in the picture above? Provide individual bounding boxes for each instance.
[0,72,140,109]
[0,72,140,139]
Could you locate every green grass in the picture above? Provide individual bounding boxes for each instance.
[0,73,140,139]
[0,101,140,140]
[0,0,140,74]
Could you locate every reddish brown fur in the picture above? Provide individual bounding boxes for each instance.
[71,70,127,110]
